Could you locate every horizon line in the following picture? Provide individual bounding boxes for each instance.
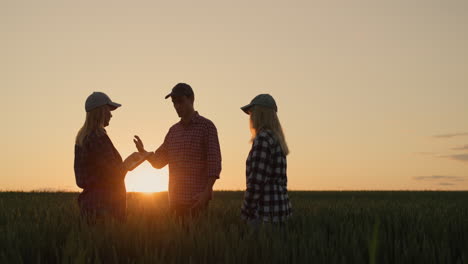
[1,189,467,193]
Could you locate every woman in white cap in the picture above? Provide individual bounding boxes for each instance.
[74,92,144,222]
[240,94,292,228]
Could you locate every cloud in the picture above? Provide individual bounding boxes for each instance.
[442,154,468,162]
[433,132,468,138]
[414,175,466,187]
[413,175,465,181]
[452,145,468,150]
[415,152,435,156]
[439,182,455,186]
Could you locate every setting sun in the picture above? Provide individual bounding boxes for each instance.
[125,163,168,193]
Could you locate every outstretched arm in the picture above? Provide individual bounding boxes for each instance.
[134,135,169,169]
[123,152,150,171]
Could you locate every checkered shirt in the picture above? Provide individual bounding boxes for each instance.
[241,130,292,222]
[74,130,127,219]
[148,112,222,205]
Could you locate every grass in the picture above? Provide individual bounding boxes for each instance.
[0,191,467,263]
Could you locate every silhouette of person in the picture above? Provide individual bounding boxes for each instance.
[240,94,292,228]
[134,83,222,218]
[74,92,145,222]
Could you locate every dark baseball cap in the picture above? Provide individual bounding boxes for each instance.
[165,83,194,99]
[241,94,278,114]
[85,92,121,112]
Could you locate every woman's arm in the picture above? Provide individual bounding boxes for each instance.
[88,133,127,183]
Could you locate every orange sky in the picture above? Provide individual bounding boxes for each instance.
[1,0,467,191]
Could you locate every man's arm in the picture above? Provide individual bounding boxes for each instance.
[191,177,217,209]
[191,122,222,208]
[205,177,217,193]
[206,121,222,180]
[147,142,169,169]
[134,134,169,169]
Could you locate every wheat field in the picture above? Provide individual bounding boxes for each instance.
[0,191,467,263]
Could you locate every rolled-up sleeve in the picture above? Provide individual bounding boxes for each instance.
[206,121,222,179]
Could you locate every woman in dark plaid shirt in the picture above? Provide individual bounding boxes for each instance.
[240,94,292,224]
[74,92,144,222]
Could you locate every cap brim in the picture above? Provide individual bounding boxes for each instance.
[241,104,253,114]
[108,102,121,111]
[165,92,188,99]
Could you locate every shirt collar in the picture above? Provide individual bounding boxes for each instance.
[179,111,201,126]
[192,111,201,122]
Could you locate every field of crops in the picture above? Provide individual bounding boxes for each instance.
[0,191,467,263]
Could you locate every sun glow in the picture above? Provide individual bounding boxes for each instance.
[125,162,168,193]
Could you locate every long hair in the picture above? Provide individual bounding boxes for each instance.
[250,105,289,156]
[75,106,108,146]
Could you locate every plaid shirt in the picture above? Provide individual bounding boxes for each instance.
[74,130,127,219]
[241,130,292,222]
[148,112,222,205]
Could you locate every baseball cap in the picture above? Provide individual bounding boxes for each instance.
[165,83,194,99]
[85,92,121,112]
[241,94,278,114]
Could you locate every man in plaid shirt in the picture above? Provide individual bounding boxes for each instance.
[134,83,222,217]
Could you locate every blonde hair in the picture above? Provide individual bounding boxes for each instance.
[75,106,108,146]
[250,105,289,156]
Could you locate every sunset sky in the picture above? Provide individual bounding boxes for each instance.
[1,0,467,192]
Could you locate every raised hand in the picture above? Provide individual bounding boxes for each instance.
[133,135,146,153]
